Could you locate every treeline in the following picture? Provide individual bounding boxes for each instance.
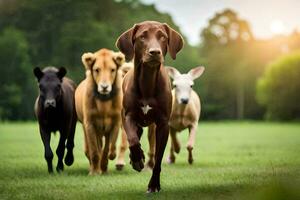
[0,1,299,120]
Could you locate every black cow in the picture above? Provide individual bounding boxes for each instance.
[33,66,77,173]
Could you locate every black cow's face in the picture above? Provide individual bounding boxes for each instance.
[34,67,66,109]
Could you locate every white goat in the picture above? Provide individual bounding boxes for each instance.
[165,66,205,164]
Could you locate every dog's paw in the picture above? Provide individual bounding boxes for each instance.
[147,176,161,193]
[129,144,145,172]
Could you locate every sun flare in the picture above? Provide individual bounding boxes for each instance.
[270,20,286,35]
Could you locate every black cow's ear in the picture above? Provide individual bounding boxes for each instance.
[33,67,43,81]
[57,67,67,79]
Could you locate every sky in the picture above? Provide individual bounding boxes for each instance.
[142,0,300,45]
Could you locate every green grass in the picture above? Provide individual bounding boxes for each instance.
[0,122,300,200]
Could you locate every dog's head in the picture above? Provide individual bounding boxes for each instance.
[82,49,125,95]
[116,21,184,67]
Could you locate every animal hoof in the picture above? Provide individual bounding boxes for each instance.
[174,146,180,154]
[188,158,194,164]
[88,171,100,176]
[64,152,74,166]
[147,188,160,193]
[131,160,144,172]
[56,165,64,173]
[146,160,154,169]
[167,156,175,164]
[116,164,125,171]
[108,152,116,160]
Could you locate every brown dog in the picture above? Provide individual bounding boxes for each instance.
[116,21,183,192]
[75,49,125,175]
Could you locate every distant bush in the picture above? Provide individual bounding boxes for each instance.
[256,52,300,120]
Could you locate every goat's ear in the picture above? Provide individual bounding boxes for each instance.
[165,66,180,79]
[57,67,67,80]
[33,67,43,81]
[81,52,96,70]
[188,66,205,80]
[120,63,133,77]
[163,23,184,60]
[116,25,137,62]
[113,52,125,68]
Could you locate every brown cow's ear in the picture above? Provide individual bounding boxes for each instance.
[57,67,67,80]
[113,52,125,68]
[165,66,180,79]
[116,25,137,62]
[33,67,43,81]
[81,52,96,70]
[163,23,184,60]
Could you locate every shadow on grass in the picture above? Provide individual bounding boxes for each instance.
[98,178,300,200]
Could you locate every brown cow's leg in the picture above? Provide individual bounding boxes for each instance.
[85,123,101,175]
[83,126,90,164]
[187,124,197,164]
[116,126,128,170]
[147,121,169,193]
[123,111,145,172]
[147,124,156,169]
[40,127,53,173]
[168,128,177,164]
[108,122,121,161]
[101,134,110,173]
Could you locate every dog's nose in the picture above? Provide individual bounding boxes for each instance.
[181,98,189,104]
[149,48,161,56]
[44,99,56,108]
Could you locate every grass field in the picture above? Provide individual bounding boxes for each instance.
[0,122,300,200]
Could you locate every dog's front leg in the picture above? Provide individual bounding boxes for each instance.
[122,110,145,172]
[147,120,169,193]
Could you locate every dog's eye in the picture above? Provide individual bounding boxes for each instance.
[95,69,100,73]
[140,36,146,41]
[173,84,177,88]
[190,85,193,88]
[111,69,116,73]
[161,35,167,41]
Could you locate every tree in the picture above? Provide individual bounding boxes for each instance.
[200,9,254,119]
[256,52,300,120]
[0,27,34,120]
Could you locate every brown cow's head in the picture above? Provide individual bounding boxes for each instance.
[116,21,184,67]
[82,49,125,96]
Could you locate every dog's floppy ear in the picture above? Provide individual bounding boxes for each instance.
[188,66,205,80]
[163,24,184,60]
[165,66,180,79]
[33,67,44,81]
[81,52,96,70]
[113,52,125,68]
[116,25,137,62]
[57,67,67,80]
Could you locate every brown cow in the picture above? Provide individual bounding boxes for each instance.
[116,21,183,192]
[75,49,125,175]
